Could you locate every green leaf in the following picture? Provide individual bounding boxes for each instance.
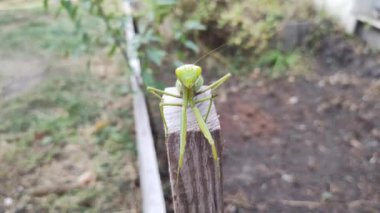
[184,20,206,31]
[142,68,156,87]
[174,31,182,40]
[43,0,49,9]
[81,32,90,44]
[257,50,280,66]
[157,0,178,6]
[286,53,300,66]
[61,0,78,20]
[146,48,166,65]
[184,40,199,53]
[41,136,53,145]
[108,44,117,56]
[174,59,183,68]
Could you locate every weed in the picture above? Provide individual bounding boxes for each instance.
[257,50,301,78]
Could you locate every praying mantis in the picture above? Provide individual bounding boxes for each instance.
[147,64,231,181]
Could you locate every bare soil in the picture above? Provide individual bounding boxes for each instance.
[151,35,380,212]
[220,35,380,212]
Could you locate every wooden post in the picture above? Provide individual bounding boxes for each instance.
[163,87,223,213]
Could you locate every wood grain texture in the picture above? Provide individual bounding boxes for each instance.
[163,87,223,213]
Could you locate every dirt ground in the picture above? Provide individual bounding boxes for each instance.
[219,36,380,212]
[150,35,380,212]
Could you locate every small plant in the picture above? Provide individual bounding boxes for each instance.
[160,0,315,76]
[257,50,301,78]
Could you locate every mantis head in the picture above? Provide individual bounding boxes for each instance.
[175,64,203,90]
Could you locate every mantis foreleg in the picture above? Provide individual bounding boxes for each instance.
[194,95,217,104]
[205,98,212,122]
[160,102,182,135]
[176,88,189,183]
[194,96,215,122]
[191,106,218,161]
[147,87,182,99]
[197,73,231,94]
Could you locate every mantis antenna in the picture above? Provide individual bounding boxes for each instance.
[192,43,228,65]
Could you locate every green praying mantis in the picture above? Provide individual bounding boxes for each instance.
[147,63,231,181]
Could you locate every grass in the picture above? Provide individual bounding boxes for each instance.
[256,50,302,78]
[0,2,104,57]
[0,9,79,56]
[0,2,139,212]
[0,61,137,174]
[0,0,42,10]
[1,72,101,140]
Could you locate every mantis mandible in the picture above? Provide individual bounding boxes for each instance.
[147,64,231,182]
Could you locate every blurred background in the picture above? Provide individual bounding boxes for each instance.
[0,0,379,212]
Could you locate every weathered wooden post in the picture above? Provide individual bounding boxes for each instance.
[163,87,223,213]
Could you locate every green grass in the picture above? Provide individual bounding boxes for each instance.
[0,69,135,149]
[0,0,42,11]
[256,50,302,78]
[0,4,104,57]
[0,0,133,148]
[0,3,138,211]
[0,72,100,140]
[0,10,77,55]
[0,70,137,210]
